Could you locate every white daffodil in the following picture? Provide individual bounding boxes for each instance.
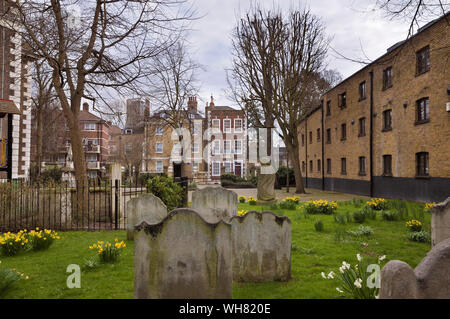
[336,287,344,293]
[355,264,358,270]
[321,272,327,279]
[327,271,335,279]
[339,266,345,273]
[354,278,362,289]
[357,253,362,262]
[342,261,351,270]
[379,255,386,262]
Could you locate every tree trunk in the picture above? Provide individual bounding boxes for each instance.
[285,140,305,194]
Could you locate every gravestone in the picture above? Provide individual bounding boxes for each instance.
[380,237,450,299]
[134,208,232,299]
[110,163,124,227]
[231,211,291,282]
[191,187,238,223]
[431,197,450,247]
[126,193,168,241]
[256,165,276,205]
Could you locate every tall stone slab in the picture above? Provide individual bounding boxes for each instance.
[191,187,238,223]
[380,238,450,299]
[431,197,450,247]
[231,211,291,282]
[126,193,168,241]
[134,209,232,299]
[110,163,124,227]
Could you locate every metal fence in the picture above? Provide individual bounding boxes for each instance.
[0,178,188,232]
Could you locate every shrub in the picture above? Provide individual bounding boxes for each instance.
[238,196,246,203]
[220,173,238,182]
[40,166,63,184]
[407,231,430,243]
[276,166,295,187]
[405,220,423,232]
[146,176,183,210]
[381,210,400,221]
[0,230,29,256]
[347,225,373,237]
[314,220,324,232]
[248,196,257,205]
[363,206,377,220]
[28,228,60,251]
[365,198,388,211]
[303,200,337,215]
[353,211,366,224]
[279,200,297,210]
[89,239,126,263]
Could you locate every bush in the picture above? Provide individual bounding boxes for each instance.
[303,200,337,215]
[238,196,246,203]
[89,239,126,263]
[28,228,60,251]
[220,173,238,182]
[363,206,377,220]
[407,231,430,243]
[381,210,400,221]
[0,230,29,256]
[347,225,373,237]
[188,182,198,191]
[365,198,388,211]
[279,200,297,210]
[221,180,256,188]
[405,220,423,232]
[353,211,366,224]
[146,176,183,210]
[314,220,324,232]
[138,173,167,186]
[40,166,63,184]
[276,166,295,187]
[0,267,28,296]
[248,196,257,205]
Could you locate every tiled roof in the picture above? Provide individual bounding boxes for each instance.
[78,110,104,122]
[0,99,21,115]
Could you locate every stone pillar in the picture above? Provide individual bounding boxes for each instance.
[431,197,450,247]
[110,163,123,228]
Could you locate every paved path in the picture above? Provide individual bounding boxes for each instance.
[188,185,370,202]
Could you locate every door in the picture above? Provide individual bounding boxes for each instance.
[173,162,182,178]
[234,161,242,177]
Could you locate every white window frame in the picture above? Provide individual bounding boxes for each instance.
[212,161,221,176]
[212,119,220,132]
[234,140,242,155]
[223,140,232,154]
[85,123,96,131]
[223,161,233,173]
[155,143,163,153]
[156,127,163,135]
[192,142,200,154]
[156,161,163,173]
[212,140,221,155]
[223,119,231,133]
[234,118,243,133]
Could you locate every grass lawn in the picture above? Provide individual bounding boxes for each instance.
[0,200,431,299]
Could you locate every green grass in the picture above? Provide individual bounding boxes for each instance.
[0,200,431,299]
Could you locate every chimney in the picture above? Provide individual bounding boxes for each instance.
[82,102,89,112]
[188,96,198,112]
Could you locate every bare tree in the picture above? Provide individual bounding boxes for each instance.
[4,0,196,209]
[228,6,330,194]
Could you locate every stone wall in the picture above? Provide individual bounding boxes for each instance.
[380,238,450,299]
[191,187,238,223]
[431,197,450,247]
[134,208,232,299]
[231,211,291,282]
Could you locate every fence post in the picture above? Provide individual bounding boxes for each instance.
[114,179,119,230]
[110,163,123,228]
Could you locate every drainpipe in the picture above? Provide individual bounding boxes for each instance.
[305,118,308,188]
[369,70,374,197]
[321,101,325,190]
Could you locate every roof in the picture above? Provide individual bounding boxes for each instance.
[210,105,238,111]
[78,110,104,122]
[0,99,21,115]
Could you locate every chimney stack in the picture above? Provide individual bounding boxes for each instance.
[188,96,198,112]
[82,102,89,112]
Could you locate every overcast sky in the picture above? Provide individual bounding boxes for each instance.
[186,0,417,110]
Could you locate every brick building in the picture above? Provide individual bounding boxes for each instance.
[0,7,34,181]
[298,13,450,202]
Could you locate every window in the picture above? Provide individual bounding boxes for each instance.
[223,119,231,133]
[359,156,366,175]
[326,100,331,116]
[359,81,366,100]
[416,152,429,177]
[234,119,243,132]
[301,134,305,146]
[155,143,163,153]
[223,140,232,154]
[111,145,117,153]
[359,117,366,137]
[156,161,163,173]
[327,159,331,174]
[212,119,220,131]
[317,128,321,142]
[192,143,200,154]
[383,110,392,131]
[416,98,429,124]
[85,123,96,131]
[173,143,181,155]
[224,161,233,173]
[309,131,312,144]
[192,126,200,136]
[234,140,242,154]
[156,127,163,135]
[341,123,346,141]
[125,128,133,135]
[125,144,132,154]
[302,161,306,172]
[416,46,430,75]
[193,162,199,170]
[341,158,347,174]
[383,67,393,90]
[212,140,220,155]
[326,128,331,144]
[87,154,97,162]
[338,92,346,109]
[317,159,321,172]
[309,160,313,173]
[212,162,221,176]
[383,155,392,176]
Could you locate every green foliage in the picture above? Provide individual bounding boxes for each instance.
[220,173,238,182]
[0,267,21,297]
[333,214,347,225]
[28,229,60,251]
[381,210,400,221]
[314,220,324,232]
[279,200,297,210]
[81,257,100,272]
[276,166,295,187]
[302,200,337,215]
[40,166,63,184]
[188,182,198,191]
[146,176,183,210]
[138,173,167,186]
[363,206,377,220]
[407,231,430,243]
[347,225,373,237]
[353,211,366,224]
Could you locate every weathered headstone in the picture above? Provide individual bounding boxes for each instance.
[126,193,168,241]
[256,165,276,205]
[380,238,450,299]
[110,163,124,227]
[134,208,232,299]
[231,211,291,282]
[191,187,238,223]
[431,197,450,247]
